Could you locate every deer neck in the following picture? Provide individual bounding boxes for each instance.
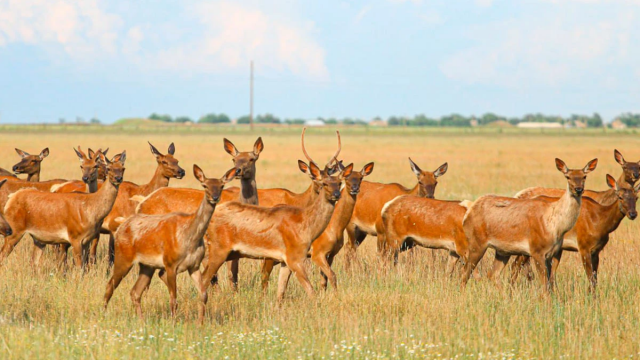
[184,193,216,248]
[239,177,258,205]
[142,165,170,195]
[410,183,425,197]
[546,184,582,238]
[27,172,39,182]
[301,192,337,247]
[88,176,99,193]
[600,199,627,235]
[329,189,358,234]
[87,179,120,222]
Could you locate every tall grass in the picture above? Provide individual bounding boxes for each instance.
[0,131,639,358]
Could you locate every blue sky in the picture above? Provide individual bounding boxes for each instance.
[1,0,639,123]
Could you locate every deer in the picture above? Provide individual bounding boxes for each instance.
[460,158,598,293]
[103,142,185,265]
[104,165,237,320]
[260,160,374,291]
[343,159,449,266]
[515,150,638,205]
[0,180,13,236]
[379,195,476,277]
[1,148,50,182]
[52,147,109,265]
[507,174,639,291]
[0,151,126,269]
[198,159,348,319]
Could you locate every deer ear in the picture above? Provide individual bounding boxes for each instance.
[88,148,95,159]
[341,163,354,179]
[605,174,618,190]
[222,167,238,183]
[193,164,206,183]
[148,142,162,157]
[97,152,107,164]
[15,148,29,158]
[298,160,310,174]
[223,138,239,157]
[253,137,264,156]
[634,182,640,193]
[434,162,448,178]
[0,179,7,189]
[555,158,569,174]
[102,148,109,158]
[309,161,322,180]
[167,143,176,155]
[614,149,625,165]
[39,148,49,159]
[361,162,374,176]
[73,147,85,161]
[583,158,598,174]
[408,157,422,177]
[117,151,127,165]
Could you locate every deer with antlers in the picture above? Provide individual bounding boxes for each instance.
[0,151,126,269]
[461,158,598,292]
[343,159,448,265]
[103,142,185,265]
[508,174,639,291]
[104,166,237,320]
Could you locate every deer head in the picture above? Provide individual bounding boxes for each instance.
[12,148,49,179]
[408,158,448,199]
[555,158,598,197]
[344,162,375,195]
[149,142,185,180]
[308,161,349,204]
[0,179,12,236]
[606,174,640,220]
[614,149,640,185]
[193,165,239,204]
[100,151,127,186]
[73,146,101,184]
[223,137,263,180]
[88,148,109,181]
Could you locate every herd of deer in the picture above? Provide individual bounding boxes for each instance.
[0,130,637,323]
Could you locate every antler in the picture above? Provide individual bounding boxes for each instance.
[76,146,87,159]
[328,130,341,167]
[301,127,315,165]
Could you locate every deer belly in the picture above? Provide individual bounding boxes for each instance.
[135,253,165,268]
[412,235,456,251]
[562,237,579,251]
[232,243,285,262]
[488,239,530,255]
[353,219,377,236]
[28,228,69,244]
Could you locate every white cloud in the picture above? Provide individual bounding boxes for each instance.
[0,0,328,79]
[440,12,639,87]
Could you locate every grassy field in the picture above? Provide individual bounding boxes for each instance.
[0,129,640,359]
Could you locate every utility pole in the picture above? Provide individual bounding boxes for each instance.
[250,60,254,131]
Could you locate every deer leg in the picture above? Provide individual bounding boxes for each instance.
[88,236,99,266]
[227,259,239,292]
[288,260,315,299]
[108,233,115,267]
[510,255,527,284]
[461,245,487,288]
[130,265,155,319]
[549,249,563,291]
[200,251,228,295]
[0,232,26,266]
[312,251,336,291]
[31,239,46,269]
[530,253,551,294]
[488,252,511,289]
[188,268,207,324]
[591,252,601,291]
[276,265,292,303]
[579,249,595,292]
[260,260,276,294]
[446,252,460,276]
[70,241,84,269]
[56,243,70,269]
[344,223,366,270]
[103,260,133,309]
[165,267,178,318]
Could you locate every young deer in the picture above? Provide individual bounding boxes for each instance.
[260,161,374,291]
[380,195,474,275]
[199,160,348,313]
[461,158,598,292]
[344,159,448,267]
[0,152,126,269]
[515,150,638,205]
[509,174,639,291]
[104,142,185,265]
[104,166,237,320]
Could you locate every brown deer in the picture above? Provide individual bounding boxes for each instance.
[104,166,237,320]
[53,147,109,265]
[0,180,13,235]
[344,159,448,265]
[103,142,185,265]
[515,149,638,205]
[508,174,639,291]
[260,161,374,291]
[380,195,475,275]
[0,152,126,269]
[461,158,598,292]
[198,160,348,315]
[6,148,50,182]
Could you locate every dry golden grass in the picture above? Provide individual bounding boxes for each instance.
[1,129,640,359]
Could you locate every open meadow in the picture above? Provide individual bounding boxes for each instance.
[0,128,640,359]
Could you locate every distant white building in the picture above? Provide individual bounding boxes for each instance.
[516,122,563,129]
[304,119,325,127]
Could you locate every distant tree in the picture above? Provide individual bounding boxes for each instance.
[198,113,230,124]
[90,117,101,124]
[58,118,66,124]
[324,118,338,125]
[76,116,85,124]
[174,116,193,123]
[149,113,173,122]
[588,113,603,128]
[256,113,281,124]
[284,118,305,125]
[237,115,251,124]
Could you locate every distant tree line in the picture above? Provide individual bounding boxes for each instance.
[144,112,640,128]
